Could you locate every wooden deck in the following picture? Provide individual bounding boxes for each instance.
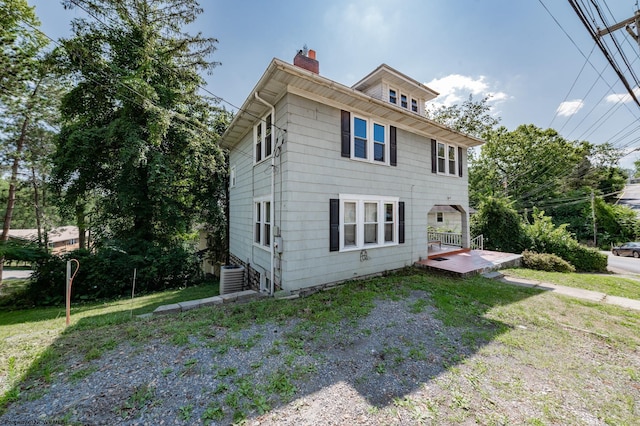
[415,248,522,277]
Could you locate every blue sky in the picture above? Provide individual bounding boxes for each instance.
[30,0,640,169]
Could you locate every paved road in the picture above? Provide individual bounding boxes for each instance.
[617,183,640,215]
[607,251,640,275]
[2,270,33,280]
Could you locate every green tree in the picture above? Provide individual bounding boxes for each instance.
[52,0,226,260]
[0,0,62,284]
[426,95,500,139]
[470,125,584,208]
[470,196,527,253]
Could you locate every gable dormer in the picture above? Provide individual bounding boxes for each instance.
[351,64,439,116]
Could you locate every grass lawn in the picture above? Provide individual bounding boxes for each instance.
[1,269,639,424]
[502,268,640,300]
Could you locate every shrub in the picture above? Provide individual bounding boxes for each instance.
[525,209,607,272]
[521,250,575,273]
[26,242,203,306]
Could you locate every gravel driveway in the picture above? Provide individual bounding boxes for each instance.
[1,290,473,425]
[2,280,638,425]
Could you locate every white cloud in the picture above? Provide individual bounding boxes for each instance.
[556,100,584,117]
[605,87,640,104]
[424,74,509,111]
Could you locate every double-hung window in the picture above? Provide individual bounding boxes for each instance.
[254,198,272,248]
[339,195,398,250]
[354,117,368,159]
[352,116,387,164]
[389,88,397,105]
[254,113,273,163]
[436,141,459,175]
[411,98,418,113]
[448,146,457,175]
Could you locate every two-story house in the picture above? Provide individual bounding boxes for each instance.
[221,49,483,295]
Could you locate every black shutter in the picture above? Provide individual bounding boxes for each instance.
[431,139,437,173]
[399,201,405,244]
[390,126,397,166]
[341,110,350,158]
[458,147,463,177]
[330,198,340,251]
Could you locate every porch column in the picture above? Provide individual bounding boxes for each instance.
[461,210,470,248]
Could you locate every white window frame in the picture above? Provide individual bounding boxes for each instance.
[230,165,236,189]
[437,141,458,176]
[389,88,398,105]
[253,197,272,249]
[339,194,399,251]
[400,93,408,109]
[254,112,273,164]
[411,97,419,113]
[351,116,389,165]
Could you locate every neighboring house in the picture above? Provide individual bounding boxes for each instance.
[7,226,81,254]
[221,49,484,295]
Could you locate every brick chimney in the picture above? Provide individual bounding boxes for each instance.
[293,48,319,74]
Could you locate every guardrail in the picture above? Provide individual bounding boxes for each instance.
[471,234,484,250]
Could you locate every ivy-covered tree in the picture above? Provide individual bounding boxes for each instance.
[51,0,227,277]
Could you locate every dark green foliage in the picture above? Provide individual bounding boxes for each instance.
[26,243,201,306]
[51,0,227,259]
[0,240,47,263]
[521,250,575,273]
[470,196,527,253]
[525,210,607,272]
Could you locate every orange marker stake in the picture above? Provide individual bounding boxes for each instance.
[66,259,80,326]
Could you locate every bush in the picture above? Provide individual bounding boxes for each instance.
[521,250,575,273]
[525,209,607,272]
[471,196,528,253]
[26,243,203,306]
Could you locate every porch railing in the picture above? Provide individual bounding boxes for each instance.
[428,231,462,247]
[471,234,484,250]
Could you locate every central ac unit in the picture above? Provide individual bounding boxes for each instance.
[220,265,245,294]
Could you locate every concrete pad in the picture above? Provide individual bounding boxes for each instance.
[498,277,540,288]
[200,296,223,306]
[235,290,259,301]
[220,293,238,303]
[178,299,205,311]
[482,271,504,279]
[604,295,640,311]
[153,303,181,315]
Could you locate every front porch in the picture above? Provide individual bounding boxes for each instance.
[420,232,521,277]
[416,249,522,278]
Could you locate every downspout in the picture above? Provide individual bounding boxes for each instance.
[255,92,276,296]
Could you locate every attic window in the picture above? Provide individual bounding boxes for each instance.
[400,94,408,109]
[389,89,397,104]
[411,98,418,113]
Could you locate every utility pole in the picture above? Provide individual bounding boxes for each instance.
[597,10,640,49]
[591,190,597,247]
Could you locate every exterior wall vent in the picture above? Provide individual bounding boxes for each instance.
[219,265,245,294]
